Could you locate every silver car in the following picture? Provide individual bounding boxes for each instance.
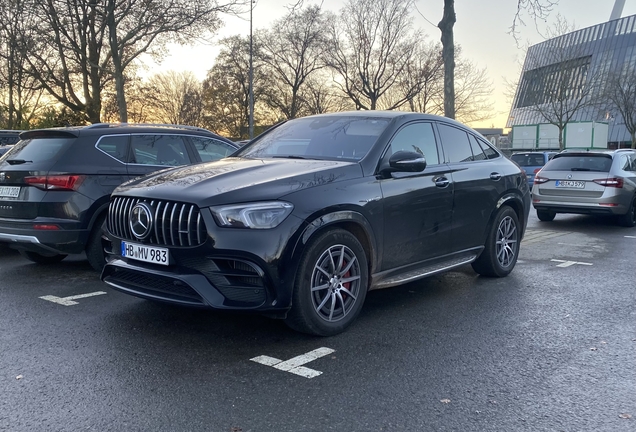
[532,149,636,227]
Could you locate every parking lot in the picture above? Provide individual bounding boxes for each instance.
[1,212,634,432]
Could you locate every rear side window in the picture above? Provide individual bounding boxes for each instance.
[96,135,129,163]
[191,137,235,162]
[468,134,486,161]
[437,124,473,163]
[543,155,613,172]
[0,137,73,164]
[130,135,191,166]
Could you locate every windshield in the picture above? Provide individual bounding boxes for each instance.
[236,116,390,161]
[543,154,612,172]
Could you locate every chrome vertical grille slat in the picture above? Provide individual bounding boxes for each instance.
[187,205,194,246]
[178,204,186,246]
[107,197,207,247]
[169,203,177,246]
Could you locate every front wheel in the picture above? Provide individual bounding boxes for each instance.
[18,250,67,264]
[285,229,369,336]
[472,206,520,278]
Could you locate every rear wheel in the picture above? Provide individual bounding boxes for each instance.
[617,195,636,228]
[18,250,67,264]
[86,214,107,272]
[536,209,556,222]
[285,229,369,336]
[472,206,520,278]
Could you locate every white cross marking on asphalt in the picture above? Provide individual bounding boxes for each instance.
[39,291,107,306]
[250,347,335,378]
[551,259,593,268]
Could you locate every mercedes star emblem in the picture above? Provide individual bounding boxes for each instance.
[129,203,153,240]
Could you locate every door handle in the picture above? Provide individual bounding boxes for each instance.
[433,176,450,187]
[490,172,501,181]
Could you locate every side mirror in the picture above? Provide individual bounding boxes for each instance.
[385,151,427,173]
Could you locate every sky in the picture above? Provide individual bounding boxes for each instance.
[142,0,636,130]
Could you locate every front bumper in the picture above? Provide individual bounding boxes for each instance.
[101,212,306,312]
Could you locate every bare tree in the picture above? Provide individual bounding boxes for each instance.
[303,74,355,114]
[604,67,636,149]
[450,58,495,124]
[258,5,330,119]
[325,0,419,110]
[104,0,245,122]
[143,71,204,126]
[201,35,267,138]
[438,0,559,119]
[0,0,47,129]
[401,40,444,114]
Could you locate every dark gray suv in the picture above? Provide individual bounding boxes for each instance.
[0,123,237,270]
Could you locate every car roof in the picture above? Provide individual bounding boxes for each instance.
[18,123,237,146]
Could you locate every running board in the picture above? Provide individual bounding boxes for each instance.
[370,254,479,290]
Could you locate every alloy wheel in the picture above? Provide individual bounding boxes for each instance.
[310,244,362,323]
[495,216,518,268]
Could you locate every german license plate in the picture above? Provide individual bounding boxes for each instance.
[121,241,170,265]
[555,180,585,189]
[0,186,20,198]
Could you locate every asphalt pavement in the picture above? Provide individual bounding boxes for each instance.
[1,212,634,432]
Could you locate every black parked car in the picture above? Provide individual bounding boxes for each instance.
[0,130,22,156]
[101,112,531,336]
[0,124,237,270]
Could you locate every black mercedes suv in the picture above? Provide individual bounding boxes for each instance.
[101,112,531,336]
[0,124,237,270]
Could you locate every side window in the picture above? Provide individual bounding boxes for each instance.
[437,124,473,163]
[130,135,191,166]
[468,134,486,161]
[96,135,129,163]
[191,137,235,162]
[388,122,439,165]
[621,154,635,171]
[477,137,500,160]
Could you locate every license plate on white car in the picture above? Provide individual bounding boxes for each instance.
[121,241,170,265]
[0,186,20,198]
[555,180,585,189]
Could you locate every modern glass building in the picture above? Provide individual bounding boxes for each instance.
[507,11,636,149]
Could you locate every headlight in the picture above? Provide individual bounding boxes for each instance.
[210,201,294,229]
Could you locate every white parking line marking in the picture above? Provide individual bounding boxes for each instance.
[625,236,636,239]
[39,291,107,306]
[550,259,593,268]
[250,347,335,378]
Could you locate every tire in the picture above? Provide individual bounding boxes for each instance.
[18,250,67,264]
[472,206,520,278]
[617,195,636,228]
[284,229,369,336]
[86,214,107,272]
[536,209,556,222]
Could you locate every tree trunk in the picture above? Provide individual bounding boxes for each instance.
[439,0,456,119]
[631,130,635,149]
[107,0,128,123]
[558,126,564,150]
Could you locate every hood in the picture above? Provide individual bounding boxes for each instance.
[114,157,363,206]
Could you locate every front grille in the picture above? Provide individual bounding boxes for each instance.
[108,196,207,247]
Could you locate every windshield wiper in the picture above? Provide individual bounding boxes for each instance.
[6,159,33,165]
[272,155,311,160]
